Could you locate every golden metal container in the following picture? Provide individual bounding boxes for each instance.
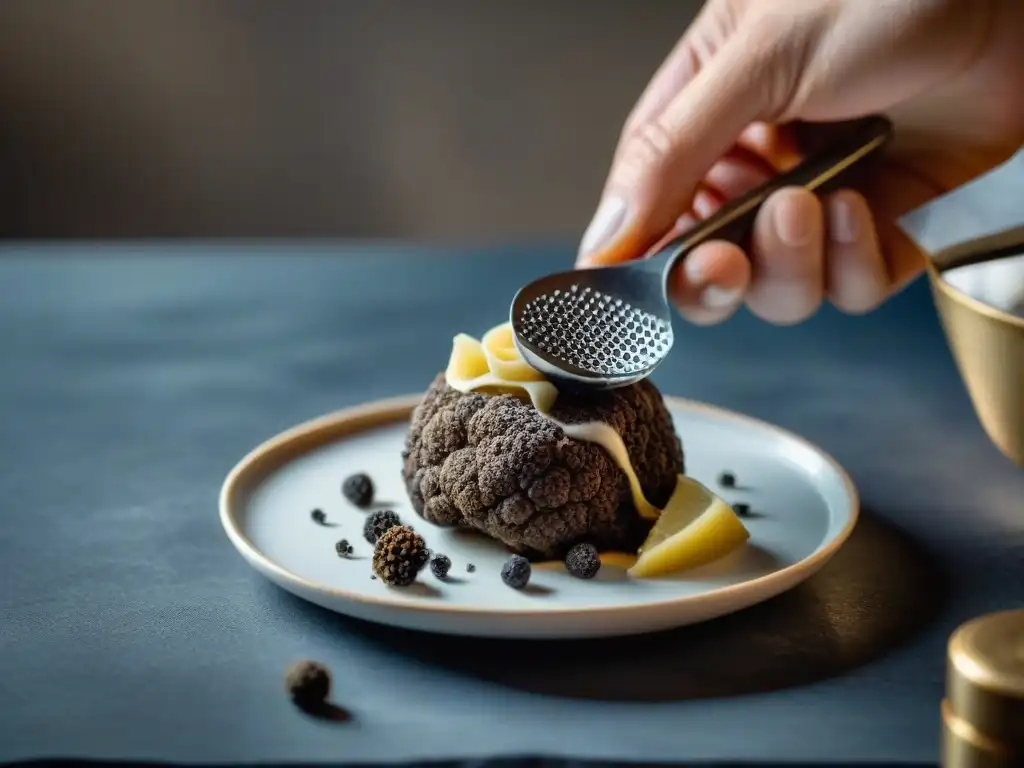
[942,609,1024,767]
[927,260,1024,466]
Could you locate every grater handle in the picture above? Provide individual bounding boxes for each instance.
[643,115,894,277]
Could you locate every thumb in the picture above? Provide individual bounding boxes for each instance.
[577,26,791,267]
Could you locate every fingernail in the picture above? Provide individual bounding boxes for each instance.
[773,195,813,246]
[701,285,742,309]
[578,196,628,262]
[684,250,709,285]
[829,197,860,244]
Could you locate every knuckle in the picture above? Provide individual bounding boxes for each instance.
[613,118,677,188]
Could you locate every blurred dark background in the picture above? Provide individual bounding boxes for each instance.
[0,0,703,241]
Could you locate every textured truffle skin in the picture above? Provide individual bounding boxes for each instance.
[372,525,429,586]
[402,374,684,559]
[565,542,602,579]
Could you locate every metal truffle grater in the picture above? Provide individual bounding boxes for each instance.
[510,115,893,392]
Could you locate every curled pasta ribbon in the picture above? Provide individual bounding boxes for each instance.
[445,322,559,413]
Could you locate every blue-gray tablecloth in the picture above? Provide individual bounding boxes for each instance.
[1,243,1022,765]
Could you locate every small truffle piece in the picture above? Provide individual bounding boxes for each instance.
[430,553,452,580]
[718,471,736,488]
[565,542,601,579]
[372,525,429,586]
[363,509,401,544]
[466,563,476,573]
[342,473,374,508]
[284,660,331,709]
[335,539,353,557]
[311,508,327,525]
[500,554,532,590]
[733,502,750,517]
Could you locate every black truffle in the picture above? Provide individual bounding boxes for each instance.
[335,539,353,557]
[284,660,331,709]
[734,502,750,517]
[402,374,683,559]
[565,542,601,579]
[466,563,476,573]
[430,553,452,580]
[501,554,532,590]
[363,509,401,544]
[718,471,736,488]
[342,473,374,508]
[311,508,328,525]
[372,525,429,586]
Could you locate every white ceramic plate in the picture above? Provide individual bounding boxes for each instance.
[220,394,858,639]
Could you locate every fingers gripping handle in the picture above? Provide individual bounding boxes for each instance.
[644,115,894,277]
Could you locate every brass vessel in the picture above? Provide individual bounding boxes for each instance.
[928,261,1024,466]
[942,609,1024,767]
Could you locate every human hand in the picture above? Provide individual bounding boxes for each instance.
[575,0,1024,325]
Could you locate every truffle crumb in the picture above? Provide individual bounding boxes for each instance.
[284,660,331,710]
[565,543,601,579]
[363,509,401,544]
[430,553,452,580]
[372,525,429,586]
[718,471,736,488]
[734,502,750,517]
[342,473,374,508]
[310,509,328,525]
[466,563,476,573]
[335,539,354,557]
[501,555,531,590]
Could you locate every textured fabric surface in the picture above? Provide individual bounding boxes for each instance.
[1,243,1022,765]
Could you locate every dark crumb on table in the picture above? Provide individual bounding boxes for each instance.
[430,553,452,580]
[284,660,331,710]
[372,525,429,586]
[501,555,532,590]
[734,502,750,517]
[466,563,476,573]
[565,543,601,579]
[363,509,401,544]
[310,509,329,525]
[335,539,354,557]
[342,473,375,508]
[718,471,736,488]
[371,575,377,580]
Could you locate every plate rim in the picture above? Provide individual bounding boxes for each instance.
[219,392,860,618]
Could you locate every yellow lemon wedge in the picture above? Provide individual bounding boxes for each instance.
[628,475,750,578]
